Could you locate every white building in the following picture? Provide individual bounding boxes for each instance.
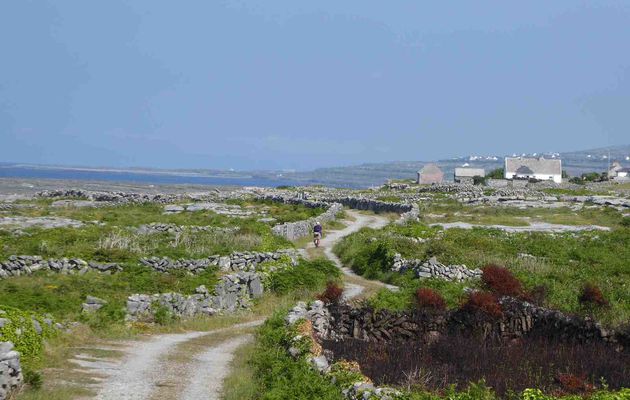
[504,157,562,183]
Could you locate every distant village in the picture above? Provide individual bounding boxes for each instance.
[414,156,630,186]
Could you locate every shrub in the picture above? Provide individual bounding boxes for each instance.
[621,216,630,228]
[415,288,446,311]
[486,168,504,179]
[267,258,340,295]
[556,373,594,394]
[481,265,523,297]
[461,292,502,318]
[525,285,549,306]
[472,176,487,186]
[23,367,43,389]
[317,282,344,305]
[579,283,609,308]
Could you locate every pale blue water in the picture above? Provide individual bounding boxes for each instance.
[0,165,300,188]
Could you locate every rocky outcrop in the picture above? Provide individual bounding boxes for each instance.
[82,296,107,314]
[0,256,122,279]
[126,272,264,321]
[0,342,21,400]
[139,249,298,274]
[37,189,191,205]
[391,255,482,282]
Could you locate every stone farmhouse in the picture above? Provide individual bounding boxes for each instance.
[454,167,485,184]
[504,157,562,183]
[417,164,444,184]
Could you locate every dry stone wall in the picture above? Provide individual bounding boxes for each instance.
[271,202,343,240]
[139,249,298,274]
[0,342,21,400]
[126,272,264,321]
[391,255,482,282]
[321,299,629,348]
[0,256,122,279]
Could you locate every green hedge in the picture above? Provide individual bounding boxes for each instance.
[0,305,56,365]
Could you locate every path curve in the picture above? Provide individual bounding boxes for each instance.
[306,210,398,297]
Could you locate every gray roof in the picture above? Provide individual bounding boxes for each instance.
[454,167,485,177]
[418,164,443,175]
[505,157,561,175]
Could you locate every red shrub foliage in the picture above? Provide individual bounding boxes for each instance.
[462,291,503,318]
[556,373,594,394]
[578,283,609,308]
[481,264,523,297]
[415,288,446,311]
[317,281,344,305]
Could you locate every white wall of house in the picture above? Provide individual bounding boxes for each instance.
[504,170,562,183]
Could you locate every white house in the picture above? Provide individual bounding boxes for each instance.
[504,157,562,183]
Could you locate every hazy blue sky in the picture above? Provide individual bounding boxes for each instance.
[1,1,629,170]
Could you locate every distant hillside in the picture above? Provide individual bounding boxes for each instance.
[279,144,630,187]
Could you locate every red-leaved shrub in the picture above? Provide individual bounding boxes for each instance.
[481,264,523,297]
[317,281,344,305]
[578,283,609,308]
[556,373,594,394]
[415,288,446,311]
[462,291,503,318]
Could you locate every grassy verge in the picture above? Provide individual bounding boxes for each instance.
[333,222,630,325]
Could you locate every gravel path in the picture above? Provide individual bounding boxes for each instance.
[179,335,253,400]
[308,210,398,296]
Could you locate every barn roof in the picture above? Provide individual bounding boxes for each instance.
[505,157,561,176]
[418,164,443,175]
[454,167,485,177]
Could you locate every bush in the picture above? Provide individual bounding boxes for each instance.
[251,310,343,399]
[526,285,549,306]
[621,216,630,228]
[415,288,446,311]
[23,367,43,389]
[461,292,502,318]
[267,258,340,295]
[481,265,523,297]
[556,373,594,395]
[486,168,504,179]
[317,282,344,305]
[578,283,609,308]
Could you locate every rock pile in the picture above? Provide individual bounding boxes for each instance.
[0,342,21,400]
[0,256,122,279]
[126,272,263,320]
[391,254,482,282]
[82,296,107,314]
[139,249,298,274]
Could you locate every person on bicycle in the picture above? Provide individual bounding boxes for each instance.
[313,221,323,247]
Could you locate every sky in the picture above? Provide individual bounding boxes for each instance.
[1,1,629,171]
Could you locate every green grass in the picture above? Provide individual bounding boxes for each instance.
[225,198,326,224]
[0,266,218,324]
[419,199,626,228]
[334,222,630,326]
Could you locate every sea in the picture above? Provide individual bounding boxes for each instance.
[0,165,301,188]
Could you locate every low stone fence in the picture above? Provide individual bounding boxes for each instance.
[126,272,263,321]
[320,299,628,347]
[0,342,21,400]
[136,223,239,235]
[271,203,343,240]
[0,256,122,279]
[391,255,482,282]
[37,189,192,204]
[139,249,298,274]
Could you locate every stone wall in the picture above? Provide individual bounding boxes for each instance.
[0,342,21,400]
[271,202,343,240]
[139,249,298,274]
[0,256,122,279]
[126,272,263,321]
[320,298,628,348]
[391,255,482,282]
[37,189,193,204]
